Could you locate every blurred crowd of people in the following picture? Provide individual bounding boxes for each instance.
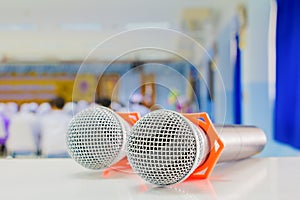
[0,93,154,158]
[0,97,73,158]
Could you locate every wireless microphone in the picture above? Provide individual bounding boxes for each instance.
[66,106,139,170]
[126,109,267,186]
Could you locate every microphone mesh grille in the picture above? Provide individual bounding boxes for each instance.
[66,106,126,170]
[127,110,206,186]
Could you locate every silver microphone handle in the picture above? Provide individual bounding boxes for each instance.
[213,125,267,162]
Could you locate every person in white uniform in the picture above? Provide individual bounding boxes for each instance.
[36,102,51,116]
[129,93,150,117]
[40,97,72,158]
[7,103,40,156]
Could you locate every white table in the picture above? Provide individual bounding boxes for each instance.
[0,157,299,200]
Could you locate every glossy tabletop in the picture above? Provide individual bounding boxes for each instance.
[0,157,299,200]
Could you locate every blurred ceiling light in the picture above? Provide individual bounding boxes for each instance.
[60,23,102,31]
[125,22,170,30]
[0,24,37,31]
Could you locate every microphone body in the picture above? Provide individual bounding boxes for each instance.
[215,125,266,162]
[126,109,267,186]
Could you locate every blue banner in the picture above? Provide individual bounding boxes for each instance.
[275,0,300,149]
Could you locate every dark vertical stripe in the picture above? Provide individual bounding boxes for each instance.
[234,34,242,124]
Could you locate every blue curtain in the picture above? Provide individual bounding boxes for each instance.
[274,0,300,149]
[233,34,242,124]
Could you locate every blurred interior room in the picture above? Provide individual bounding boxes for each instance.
[0,0,299,159]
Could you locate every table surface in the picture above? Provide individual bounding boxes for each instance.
[0,157,299,200]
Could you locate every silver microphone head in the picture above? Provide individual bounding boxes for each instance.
[126,109,209,186]
[66,106,130,170]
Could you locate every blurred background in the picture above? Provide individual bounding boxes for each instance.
[0,0,299,158]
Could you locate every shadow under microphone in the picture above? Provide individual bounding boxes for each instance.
[126,109,267,186]
[66,105,139,170]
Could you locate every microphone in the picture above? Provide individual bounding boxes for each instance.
[66,106,139,170]
[126,109,267,186]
